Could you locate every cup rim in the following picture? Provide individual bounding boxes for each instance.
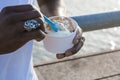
[45,16,80,38]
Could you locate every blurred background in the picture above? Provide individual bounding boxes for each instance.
[32,0,120,64]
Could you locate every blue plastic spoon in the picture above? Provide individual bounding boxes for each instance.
[44,16,59,32]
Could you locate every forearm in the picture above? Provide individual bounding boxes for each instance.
[37,0,66,17]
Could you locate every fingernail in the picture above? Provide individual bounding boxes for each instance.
[39,30,46,39]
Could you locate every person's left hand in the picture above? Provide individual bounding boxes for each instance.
[56,27,85,59]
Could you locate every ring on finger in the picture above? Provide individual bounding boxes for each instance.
[24,19,41,31]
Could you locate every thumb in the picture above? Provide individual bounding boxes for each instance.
[23,30,46,41]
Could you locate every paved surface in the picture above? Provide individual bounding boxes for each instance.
[34,50,120,80]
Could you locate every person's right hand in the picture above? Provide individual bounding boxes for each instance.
[0,5,45,54]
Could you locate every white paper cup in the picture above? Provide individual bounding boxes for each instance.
[43,16,81,54]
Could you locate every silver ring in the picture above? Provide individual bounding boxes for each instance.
[24,19,41,31]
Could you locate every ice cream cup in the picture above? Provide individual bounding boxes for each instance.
[43,16,82,54]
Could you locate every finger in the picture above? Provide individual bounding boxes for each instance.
[72,34,79,45]
[1,5,34,14]
[72,29,79,45]
[7,10,42,24]
[35,18,45,32]
[21,29,46,41]
[65,37,85,57]
[72,28,82,45]
[56,54,65,59]
[14,22,25,32]
[15,18,44,32]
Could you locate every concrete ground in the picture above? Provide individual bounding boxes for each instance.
[34,49,120,80]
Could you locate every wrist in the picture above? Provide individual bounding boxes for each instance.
[40,4,66,17]
[38,0,66,17]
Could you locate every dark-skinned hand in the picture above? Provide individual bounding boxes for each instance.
[0,5,45,54]
[56,28,85,59]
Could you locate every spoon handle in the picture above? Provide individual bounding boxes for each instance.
[44,16,58,32]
